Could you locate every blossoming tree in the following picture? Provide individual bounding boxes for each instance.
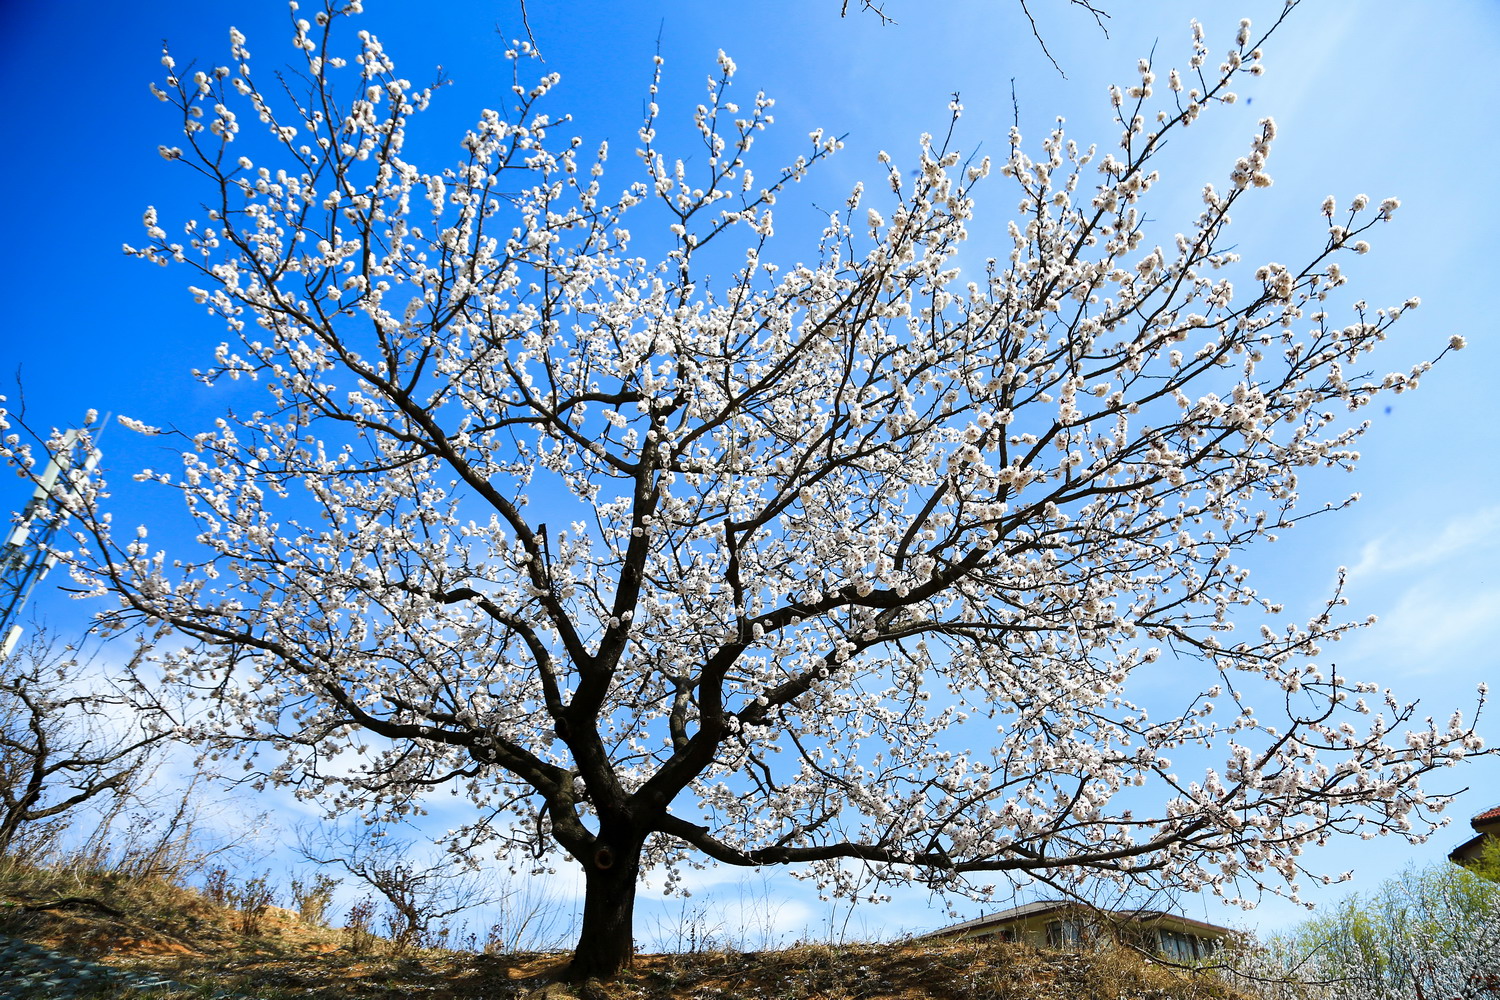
[1245,850,1500,1000]
[7,0,1490,978]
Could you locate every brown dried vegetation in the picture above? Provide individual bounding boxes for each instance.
[0,859,1252,1000]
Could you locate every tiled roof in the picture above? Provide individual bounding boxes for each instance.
[925,899,1072,937]
[1472,804,1500,826]
[922,900,1231,940]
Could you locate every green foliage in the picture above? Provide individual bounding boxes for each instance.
[1459,834,1500,883]
[1265,853,1500,999]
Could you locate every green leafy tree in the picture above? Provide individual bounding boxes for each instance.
[1258,854,1500,1000]
[1455,834,1500,884]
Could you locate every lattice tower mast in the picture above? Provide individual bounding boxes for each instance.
[0,423,104,658]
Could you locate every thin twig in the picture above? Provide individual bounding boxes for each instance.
[517,0,542,59]
[1018,0,1067,77]
[842,0,895,24]
[1070,0,1111,35]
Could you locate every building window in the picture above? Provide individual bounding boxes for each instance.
[1046,918,1088,949]
[1156,929,1213,962]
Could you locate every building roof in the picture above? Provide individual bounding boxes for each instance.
[1451,832,1489,863]
[1472,804,1500,827]
[923,900,1232,941]
[924,900,1073,939]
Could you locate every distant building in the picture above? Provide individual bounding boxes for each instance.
[921,900,1232,962]
[1449,804,1500,868]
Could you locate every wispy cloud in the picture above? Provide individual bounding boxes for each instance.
[1347,505,1500,583]
[1352,586,1500,676]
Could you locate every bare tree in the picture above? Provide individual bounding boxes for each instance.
[5,0,1491,980]
[296,823,498,952]
[0,633,168,860]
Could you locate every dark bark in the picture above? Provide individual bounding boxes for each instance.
[18,895,125,918]
[564,831,645,980]
[0,788,38,856]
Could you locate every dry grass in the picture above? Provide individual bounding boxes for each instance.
[623,939,1248,1000]
[0,861,1252,1000]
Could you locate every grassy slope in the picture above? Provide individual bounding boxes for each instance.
[0,863,1249,1000]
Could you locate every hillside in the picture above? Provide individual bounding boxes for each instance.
[0,864,1249,1000]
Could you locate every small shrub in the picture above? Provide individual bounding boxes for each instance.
[297,824,499,954]
[384,905,413,955]
[229,871,275,936]
[422,920,454,951]
[290,872,339,927]
[203,865,231,907]
[346,895,379,955]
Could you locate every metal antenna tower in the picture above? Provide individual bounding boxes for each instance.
[0,419,105,658]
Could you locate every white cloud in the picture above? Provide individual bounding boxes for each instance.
[637,868,817,951]
[1347,506,1500,583]
[639,859,744,896]
[1346,585,1500,678]
[1333,506,1500,681]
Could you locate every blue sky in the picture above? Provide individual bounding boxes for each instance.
[1,0,1497,945]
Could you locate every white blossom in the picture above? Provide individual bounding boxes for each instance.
[13,5,1483,978]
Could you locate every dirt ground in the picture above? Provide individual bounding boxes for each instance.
[0,868,1247,1000]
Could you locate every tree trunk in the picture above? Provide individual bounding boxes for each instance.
[565,833,644,980]
[0,783,41,858]
[0,811,19,857]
